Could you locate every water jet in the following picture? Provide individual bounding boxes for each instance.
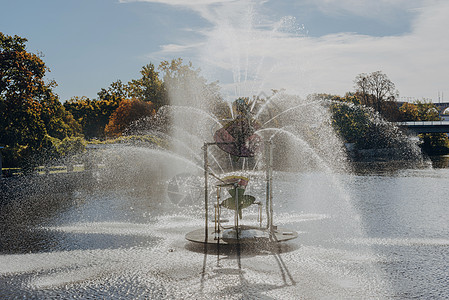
[185,98,298,245]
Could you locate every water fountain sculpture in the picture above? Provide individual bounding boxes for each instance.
[2,2,446,297]
[185,98,298,244]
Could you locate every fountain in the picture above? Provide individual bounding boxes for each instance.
[184,97,299,245]
[3,2,442,299]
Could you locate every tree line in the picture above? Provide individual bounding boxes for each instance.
[0,33,224,168]
[1,32,448,169]
[327,71,449,155]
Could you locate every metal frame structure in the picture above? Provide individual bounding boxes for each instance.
[201,140,274,241]
[185,139,297,245]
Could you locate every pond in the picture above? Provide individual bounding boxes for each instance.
[1,157,448,299]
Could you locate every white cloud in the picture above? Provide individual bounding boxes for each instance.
[305,0,425,19]
[159,43,198,53]
[131,0,449,100]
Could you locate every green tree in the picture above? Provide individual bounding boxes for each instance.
[97,79,129,102]
[0,32,80,167]
[42,90,82,139]
[158,58,224,114]
[330,101,411,151]
[64,96,98,139]
[330,102,371,148]
[128,63,166,110]
[64,95,120,140]
[64,80,126,139]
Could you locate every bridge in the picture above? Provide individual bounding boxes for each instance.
[433,102,449,114]
[396,120,449,134]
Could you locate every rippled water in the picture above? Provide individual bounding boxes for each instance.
[1,162,448,299]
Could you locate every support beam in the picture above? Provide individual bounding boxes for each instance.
[396,121,449,134]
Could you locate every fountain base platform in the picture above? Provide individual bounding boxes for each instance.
[185,225,298,245]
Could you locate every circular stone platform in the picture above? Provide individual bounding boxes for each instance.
[185,225,298,245]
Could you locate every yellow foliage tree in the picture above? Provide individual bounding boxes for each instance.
[104,98,155,138]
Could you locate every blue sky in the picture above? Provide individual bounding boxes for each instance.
[1,0,448,102]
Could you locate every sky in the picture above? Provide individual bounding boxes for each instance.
[1,0,448,103]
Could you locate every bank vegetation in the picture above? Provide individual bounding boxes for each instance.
[1,33,448,172]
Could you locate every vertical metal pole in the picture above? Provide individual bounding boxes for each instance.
[268,141,274,232]
[235,184,239,238]
[215,187,220,236]
[203,143,209,239]
[265,141,270,230]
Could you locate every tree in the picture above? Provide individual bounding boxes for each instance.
[158,58,224,114]
[128,63,166,110]
[64,96,100,139]
[311,92,361,105]
[330,102,371,148]
[104,98,155,137]
[0,32,80,167]
[64,96,119,139]
[399,100,440,121]
[64,80,125,140]
[354,71,398,114]
[414,100,440,121]
[1,33,47,150]
[379,100,402,122]
[97,79,129,102]
[415,100,448,154]
[96,81,126,136]
[399,102,419,121]
[399,100,448,154]
[330,101,415,153]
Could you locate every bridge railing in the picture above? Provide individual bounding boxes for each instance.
[396,120,449,126]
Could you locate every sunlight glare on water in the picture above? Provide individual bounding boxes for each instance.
[0,171,394,299]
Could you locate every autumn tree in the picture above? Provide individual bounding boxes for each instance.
[399,102,419,121]
[414,100,440,121]
[412,101,447,154]
[0,32,80,167]
[311,92,361,105]
[95,81,125,135]
[104,98,155,138]
[399,100,448,154]
[354,71,398,116]
[399,100,440,121]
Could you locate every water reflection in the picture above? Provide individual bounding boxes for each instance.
[350,155,449,175]
[1,164,449,298]
[0,192,74,254]
[348,166,449,299]
[351,160,432,176]
[430,155,449,168]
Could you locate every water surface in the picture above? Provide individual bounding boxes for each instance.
[1,160,448,299]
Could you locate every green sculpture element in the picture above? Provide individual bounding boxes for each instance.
[221,187,256,219]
